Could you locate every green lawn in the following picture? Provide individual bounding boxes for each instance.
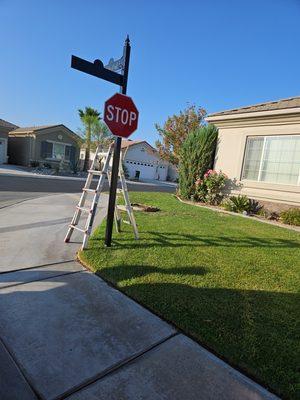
[80,192,300,399]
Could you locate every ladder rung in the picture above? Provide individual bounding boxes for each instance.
[76,206,91,213]
[69,225,88,233]
[123,220,131,225]
[117,205,131,211]
[83,188,97,193]
[88,169,106,176]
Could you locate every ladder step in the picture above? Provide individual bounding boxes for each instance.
[123,220,131,225]
[116,205,129,211]
[69,225,88,233]
[88,169,106,176]
[83,188,97,193]
[76,206,91,213]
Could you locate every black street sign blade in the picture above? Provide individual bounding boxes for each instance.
[71,55,124,86]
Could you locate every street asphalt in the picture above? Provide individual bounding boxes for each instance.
[0,174,176,208]
[0,173,278,400]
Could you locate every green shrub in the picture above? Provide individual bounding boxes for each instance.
[204,170,227,205]
[222,195,250,213]
[195,170,227,205]
[179,124,218,199]
[280,208,300,226]
[247,198,263,214]
[257,208,279,221]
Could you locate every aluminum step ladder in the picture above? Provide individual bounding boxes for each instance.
[64,143,139,250]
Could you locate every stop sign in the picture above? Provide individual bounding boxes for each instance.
[104,93,139,138]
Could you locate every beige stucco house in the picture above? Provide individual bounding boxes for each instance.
[206,96,300,206]
[8,124,80,168]
[0,119,18,164]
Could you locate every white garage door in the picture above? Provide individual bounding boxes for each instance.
[125,161,156,180]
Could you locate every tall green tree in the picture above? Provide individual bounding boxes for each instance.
[155,105,206,166]
[179,124,218,199]
[78,107,100,171]
[91,120,113,151]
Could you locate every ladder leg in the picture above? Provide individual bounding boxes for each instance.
[64,202,83,243]
[107,170,122,233]
[81,146,113,249]
[119,164,139,240]
[115,205,122,233]
[64,181,89,242]
[65,144,114,248]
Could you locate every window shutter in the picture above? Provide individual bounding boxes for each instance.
[65,146,71,159]
[41,141,53,158]
[69,146,76,166]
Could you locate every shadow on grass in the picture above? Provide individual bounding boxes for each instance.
[89,230,299,250]
[94,264,299,400]
[95,264,208,282]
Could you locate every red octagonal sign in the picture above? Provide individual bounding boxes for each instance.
[104,93,139,138]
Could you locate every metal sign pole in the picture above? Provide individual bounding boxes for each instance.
[104,36,131,247]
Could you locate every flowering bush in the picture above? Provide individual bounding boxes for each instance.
[204,170,227,205]
[194,170,227,205]
[194,178,207,202]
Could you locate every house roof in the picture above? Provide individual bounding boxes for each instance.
[207,96,300,117]
[9,124,80,139]
[10,124,63,134]
[0,118,18,129]
[121,139,157,152]
[121,139,143,149]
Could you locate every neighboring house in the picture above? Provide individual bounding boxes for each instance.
[80,139,178,181]
[8,124,80,168]
[121,140,170,181]
[206,96,300,206]
[0,119,18,164]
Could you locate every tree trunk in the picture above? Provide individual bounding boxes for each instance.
[83,123,91,171]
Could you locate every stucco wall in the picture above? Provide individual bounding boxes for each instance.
[213,119,300,205]
[0,127,9,139]
[34,127,79,164]
[0,127,10,163]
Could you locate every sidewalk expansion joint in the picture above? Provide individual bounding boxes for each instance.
[56,332,179,400]
[0,259,76,276]
[0,337,43,400]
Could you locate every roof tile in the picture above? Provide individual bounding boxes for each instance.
[208,96,300,117]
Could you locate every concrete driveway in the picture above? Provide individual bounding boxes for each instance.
[0,183,278,399]
[0,192,108,271]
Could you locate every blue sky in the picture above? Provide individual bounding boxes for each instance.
[1,0,299,144]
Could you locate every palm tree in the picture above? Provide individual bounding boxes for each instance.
[78,107,100,171]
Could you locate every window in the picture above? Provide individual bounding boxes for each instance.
[41,141,73,161]
[52,143,64,160]
[242,135,300,185]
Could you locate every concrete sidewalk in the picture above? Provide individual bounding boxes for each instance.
[0,194,279,400]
